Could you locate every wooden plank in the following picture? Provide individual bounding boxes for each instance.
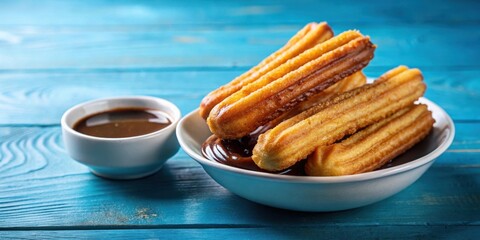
[0,69,478,125]
[0,0,478,26]
[1,227,480,240]
[0,123,479,228]
[0,24,478,69]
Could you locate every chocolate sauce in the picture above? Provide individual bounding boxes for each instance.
[201,125,306,175]
[201,122,410,176]
[73,108,171,138]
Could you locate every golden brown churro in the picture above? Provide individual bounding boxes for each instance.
[297,71,366,109]
[252,66,426,171]
[305,104,434,176]
[208,31,376,139]
[264,71,366,128]
[199,22,334,119]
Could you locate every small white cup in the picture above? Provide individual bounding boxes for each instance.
[61,96,181,179]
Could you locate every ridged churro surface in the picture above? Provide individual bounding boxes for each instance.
[265,71,366,128]
[199,22,333,119]
[252,66,425,171]
[305,104,434,176]
[208,31,375,139]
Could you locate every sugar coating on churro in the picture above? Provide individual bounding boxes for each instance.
[199,22,334,119]
[208,30,375,139]
[305,104,435,176]
[252,67,426,171]
[266,71,367,128]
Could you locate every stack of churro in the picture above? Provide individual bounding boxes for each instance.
[200,22,434,176]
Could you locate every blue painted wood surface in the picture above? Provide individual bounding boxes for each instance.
[0,0,479,239]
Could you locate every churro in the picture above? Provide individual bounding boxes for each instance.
[208,31,376,139]
[305,104,434,176]
[199,22,334,119]
[267,71,366,127]
[252,66,425,171]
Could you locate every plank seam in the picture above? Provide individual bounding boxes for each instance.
[1,65,480,74]
[0,20,480,29]
[1,223,479,231]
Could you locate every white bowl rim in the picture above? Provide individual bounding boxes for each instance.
[177,97,455,183]
[61,95,181,141]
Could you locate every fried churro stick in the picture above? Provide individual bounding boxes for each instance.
[208,31,376,139]
[305,104,434,176]
[252,66,425,171]
[266,71,366,128]
[297,71,366,109]
[199,22,334,119]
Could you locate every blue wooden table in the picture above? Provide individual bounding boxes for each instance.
[1,0,479,239]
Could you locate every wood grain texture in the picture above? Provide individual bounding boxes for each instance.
[1,227,480,240]
[0,69,478,125]
[0,24,478,69]
[0,0,478,26]
[0,0,479,237]
[0,123,479,228]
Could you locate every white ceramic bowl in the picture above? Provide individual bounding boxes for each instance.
[62,96,181,180]
[176,98,454,211]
